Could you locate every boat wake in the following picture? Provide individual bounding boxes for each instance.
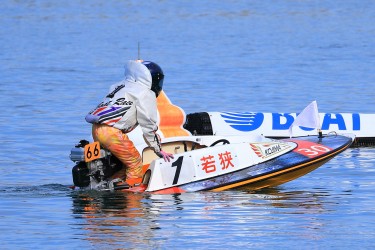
[0,184,72,197]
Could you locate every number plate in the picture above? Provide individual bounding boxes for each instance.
[293,140,332,158]
[84,141,101,162]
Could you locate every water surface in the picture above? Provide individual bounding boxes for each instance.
[1,1,374,249]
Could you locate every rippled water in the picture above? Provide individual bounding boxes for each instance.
[1,1,375,249]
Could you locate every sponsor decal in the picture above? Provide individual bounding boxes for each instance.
[250,142,291,159]
[272,113,360,131]
[221,112,361,132]
[264,144,282,156]
[220,112,264,132]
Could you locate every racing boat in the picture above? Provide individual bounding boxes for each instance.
[70,132,354,194]
[69,92,354,194]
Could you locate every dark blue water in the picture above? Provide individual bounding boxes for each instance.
[1,1,374,249]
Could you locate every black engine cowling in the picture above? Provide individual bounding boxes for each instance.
[72,161,90,187]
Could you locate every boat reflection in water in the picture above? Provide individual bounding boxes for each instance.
[70,186,335,248]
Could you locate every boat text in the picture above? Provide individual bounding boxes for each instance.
[265,144,282,155]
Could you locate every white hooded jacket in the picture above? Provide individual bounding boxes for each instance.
[86,60,161,153]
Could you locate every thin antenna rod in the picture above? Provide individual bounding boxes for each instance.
[138,42,140,60]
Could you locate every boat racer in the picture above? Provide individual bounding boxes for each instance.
[85,59,174,186]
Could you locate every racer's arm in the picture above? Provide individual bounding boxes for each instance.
[136,91,173,161]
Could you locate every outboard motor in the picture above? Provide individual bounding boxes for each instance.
[69,140,122,190]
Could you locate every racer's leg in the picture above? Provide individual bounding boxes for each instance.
[92,124,143,182]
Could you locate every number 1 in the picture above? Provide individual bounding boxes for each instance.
[171,156,184,185]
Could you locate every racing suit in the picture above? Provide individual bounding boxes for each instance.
[85,60,162,182]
